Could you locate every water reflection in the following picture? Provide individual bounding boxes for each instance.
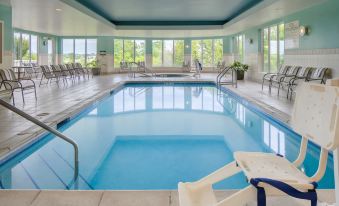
[107,86,229,114]
[0,84,334,190]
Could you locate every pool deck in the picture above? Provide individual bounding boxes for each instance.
[1,73,334,205]
[0,189,335,206]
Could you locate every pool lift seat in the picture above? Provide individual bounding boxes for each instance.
[178,80,339,206]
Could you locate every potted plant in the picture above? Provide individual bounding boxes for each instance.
[230,61,249,80]
[87,59,101,76]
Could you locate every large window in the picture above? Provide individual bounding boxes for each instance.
[152,40,184,67]
[62,39,97,65]
[13,32,39,65]
[233,35,244,62]
[262,23,285,72]
[191,39,223,67]
[113,39,145,67]
[47,39,54,65]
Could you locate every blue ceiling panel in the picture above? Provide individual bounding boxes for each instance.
[75,0,263,26]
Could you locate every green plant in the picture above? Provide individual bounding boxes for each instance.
[230,61,249,72]
[86,59,98,68]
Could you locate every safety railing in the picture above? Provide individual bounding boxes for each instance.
[0,99,79,180]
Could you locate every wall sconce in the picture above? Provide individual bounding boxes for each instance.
[42,37,48,46]
[248,38,254,44]
[185,44,190,49]
[299,26,310,36]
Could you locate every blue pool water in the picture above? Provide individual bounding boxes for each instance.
[0,83,334,190]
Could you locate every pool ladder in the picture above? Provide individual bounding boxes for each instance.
[0,99,79,181]
[216,66,237,88]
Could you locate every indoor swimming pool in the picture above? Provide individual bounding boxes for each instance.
[0,83,334,190]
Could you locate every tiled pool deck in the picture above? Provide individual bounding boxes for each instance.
[0,73,334,206]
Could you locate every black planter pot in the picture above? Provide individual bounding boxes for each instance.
[92,67,101,76]
[237,70,245,80]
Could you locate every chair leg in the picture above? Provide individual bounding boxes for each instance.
[39,75,44,87]
[21,89,25,104]
[262,79,265,90]
[278,83,281,96]
[34,87,37,100]
[11,91,15,105]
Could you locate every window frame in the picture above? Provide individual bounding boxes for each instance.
[190,39,223,67]
[233,34,245,63]
[47,38,55,65]
[152,39,184,67]
[262,23,285,73]
[13,32,39,65]
[62,38,97,65]
[114,39,146,68]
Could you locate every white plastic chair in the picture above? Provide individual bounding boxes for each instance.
[178,81,339,206]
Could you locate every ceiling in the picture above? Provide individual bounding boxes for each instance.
[74,0,262,26]
[10,0,327,37]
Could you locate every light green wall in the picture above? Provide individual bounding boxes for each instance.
[231,0,339,55]
[0,4,12,51]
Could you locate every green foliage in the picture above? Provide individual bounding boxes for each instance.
[230,61,249,72]
[86,59,98,68]
[152,40,162,66]
[174,40,184,66]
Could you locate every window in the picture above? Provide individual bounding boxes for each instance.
[191,39,223,67]
[62,39,74,64]
[152,40,184,67]
[152,40,162,67]
[47,39,54,65]
[262,23,285,72]
[13,32,39,65]
[75,39,86,65]
[113,39,145,67]
[86,39,97,66]
[233,35,244,62]
[62,39,97,65]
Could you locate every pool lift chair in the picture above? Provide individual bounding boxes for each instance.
[193,59,202,78]
[178,80,339,206]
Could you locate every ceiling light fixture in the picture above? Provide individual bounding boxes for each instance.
[56,8,62,11]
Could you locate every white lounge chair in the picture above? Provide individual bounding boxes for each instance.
[178,81,339,206]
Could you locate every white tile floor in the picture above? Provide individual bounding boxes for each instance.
[1,73,333,206]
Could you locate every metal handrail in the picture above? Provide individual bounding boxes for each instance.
[216,66,237,88]
[0,99,79,180]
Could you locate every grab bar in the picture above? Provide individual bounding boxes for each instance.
[0,99,79,180]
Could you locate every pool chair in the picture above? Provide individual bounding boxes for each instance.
[75,63,91,79]
[272,66,301,95]
[286,67,314,99]
[0,68,37,104]
[306,67,330,84]
[178,81,339,206]
[262,65,291,90]
[39,65,59,86]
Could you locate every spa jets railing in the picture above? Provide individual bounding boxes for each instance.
[0,99,79,181]
[216,66,237,88]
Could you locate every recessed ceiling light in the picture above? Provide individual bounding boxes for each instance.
[56,8,62,11]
